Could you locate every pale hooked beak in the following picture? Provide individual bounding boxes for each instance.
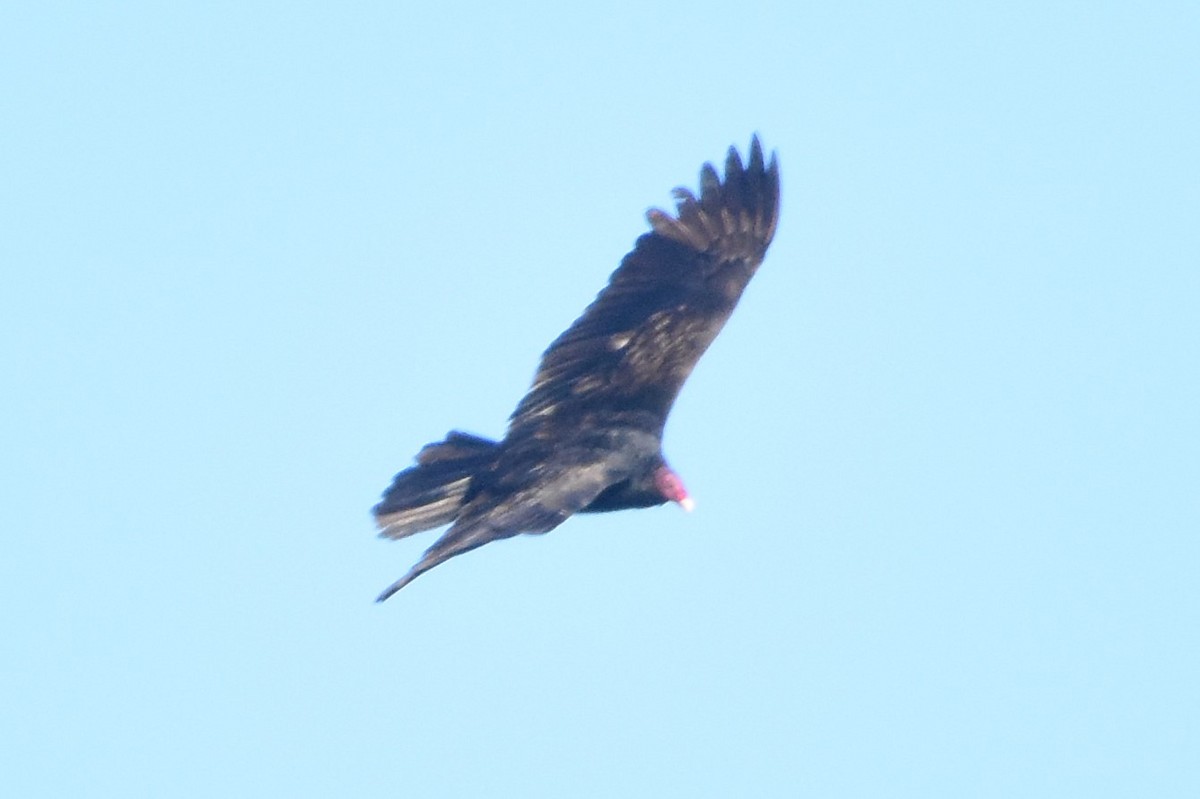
[654,466,694,513]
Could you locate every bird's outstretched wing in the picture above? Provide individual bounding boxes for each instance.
[508,136,780,439]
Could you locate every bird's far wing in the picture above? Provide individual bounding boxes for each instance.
[508,136,780,438]
[374,459,616,601]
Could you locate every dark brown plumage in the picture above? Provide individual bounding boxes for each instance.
[373,137,780,600]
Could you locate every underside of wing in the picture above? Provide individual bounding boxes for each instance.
[508,136,780,437]
[375,456,618,600]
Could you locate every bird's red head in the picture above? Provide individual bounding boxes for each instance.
[654,466,695,512]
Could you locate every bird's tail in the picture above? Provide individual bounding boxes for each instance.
[373,431,498,540]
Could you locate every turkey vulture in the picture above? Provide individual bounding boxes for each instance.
[373,137,780,600]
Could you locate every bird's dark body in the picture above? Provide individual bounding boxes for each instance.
[373,138,780,600]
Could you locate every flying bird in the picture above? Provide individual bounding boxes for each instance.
[373,137,780,600]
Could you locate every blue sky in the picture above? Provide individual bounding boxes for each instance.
[3,2,1198,796]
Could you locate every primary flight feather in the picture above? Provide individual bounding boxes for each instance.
[373,137,780,600]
